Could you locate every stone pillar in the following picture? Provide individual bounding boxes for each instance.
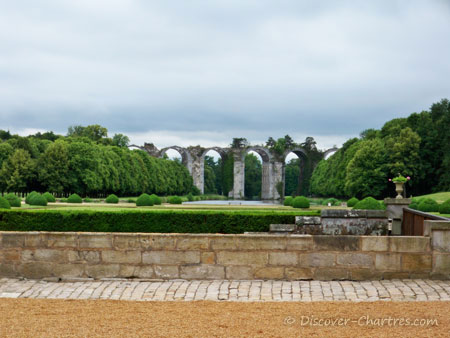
[384,198,411,235]
[271,161,284,200]
[182,157,193,176]
[424,220,450,279]
[191,157,204,194]
[232,159,245,199]
[260,161,272,200]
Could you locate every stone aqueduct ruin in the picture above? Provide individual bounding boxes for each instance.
[130,143,338,200]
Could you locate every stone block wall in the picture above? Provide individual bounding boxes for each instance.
[295,209,388,235]
[1,231,448,280]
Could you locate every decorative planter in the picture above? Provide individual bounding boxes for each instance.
[394,182,404,199]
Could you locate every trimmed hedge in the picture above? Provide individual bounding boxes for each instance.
[29,194,48,206]
[439,199,450,214]
[67,194,83,204]
[322,198,340,206]
[0,197,11,210]
[283,196,293,206]
[5,194,21,208]
[353,197,384,210]
[105,194,119,204]
[168,196,182,204]
[0,209,319,234]
[136,193,154,206]
[417,198,439,212]
[150,194,162,205]
[43,192,56,203]
[292,196,310,209]
[347,197,359,208]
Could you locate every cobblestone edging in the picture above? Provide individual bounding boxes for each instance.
[1,229,449,280]
[1,278,450,302]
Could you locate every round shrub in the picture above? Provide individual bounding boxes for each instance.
[25,191,38,205]
[43,192,56,203]
[292,196,310,209]
[136,193,154,206]
[105,194,119,204]
[409,197,424,210]
[29,193,48,206]
[417,198,439,212]
[439,199,450,214]
[67,193,82,203]
[5,193,21,207]
[0,197,11,209]
[168,196,182,204]
[353,197,383,210]
[127,198,136,203]
[408,202,419,210]
[322,198,340,206]
[150,194,162,205]
[347,197,359,208]
[187,193,194,202]
[283,196,293,206]
[83,197,93,203]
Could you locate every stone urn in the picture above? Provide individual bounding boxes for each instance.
[394,182,404,199]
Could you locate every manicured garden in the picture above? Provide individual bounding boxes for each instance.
[0,208,319,234]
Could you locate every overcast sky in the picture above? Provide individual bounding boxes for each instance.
[1,0,450,150]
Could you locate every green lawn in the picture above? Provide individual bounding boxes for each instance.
[10,198,354,214]
[414,191,450,203]
[16,201,330,214]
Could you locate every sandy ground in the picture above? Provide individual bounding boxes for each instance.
[0,299,449,337]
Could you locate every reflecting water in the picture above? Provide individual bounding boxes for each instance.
[183,200,280,205]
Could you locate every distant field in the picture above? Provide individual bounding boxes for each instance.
[414,192,450,203]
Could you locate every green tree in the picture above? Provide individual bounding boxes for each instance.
[38,141,70,194]
[244,153,262,199]
[112,133,130,147]
[345,138,388,198]
[285,158,300,196]
[67,124,108,142]
[0,149,35,193]
[384,127,421,178]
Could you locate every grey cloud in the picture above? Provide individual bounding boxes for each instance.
[1,0,449,147]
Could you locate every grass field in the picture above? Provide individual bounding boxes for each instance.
[414,192,450,203]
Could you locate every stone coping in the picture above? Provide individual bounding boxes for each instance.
[384,198,412,205]
[0,230,428,240]
[424,220,450,236]
[320,209,386,218]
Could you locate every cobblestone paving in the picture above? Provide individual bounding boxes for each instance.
[1,278,450,302]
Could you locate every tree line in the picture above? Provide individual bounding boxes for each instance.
[310,99,450,198]
[0,125,193,197]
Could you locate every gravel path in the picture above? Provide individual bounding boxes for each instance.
[1,278,450,302]
[1,299,449,337]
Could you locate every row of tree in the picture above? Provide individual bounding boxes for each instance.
[310,99,450,198]
[0,126,193,197]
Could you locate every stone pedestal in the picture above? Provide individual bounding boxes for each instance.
[384,198,411,235]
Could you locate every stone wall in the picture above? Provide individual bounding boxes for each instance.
[295,210,388,235]
[1,230,448,281]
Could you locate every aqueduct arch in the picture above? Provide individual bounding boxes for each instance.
[131,142,337,200]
